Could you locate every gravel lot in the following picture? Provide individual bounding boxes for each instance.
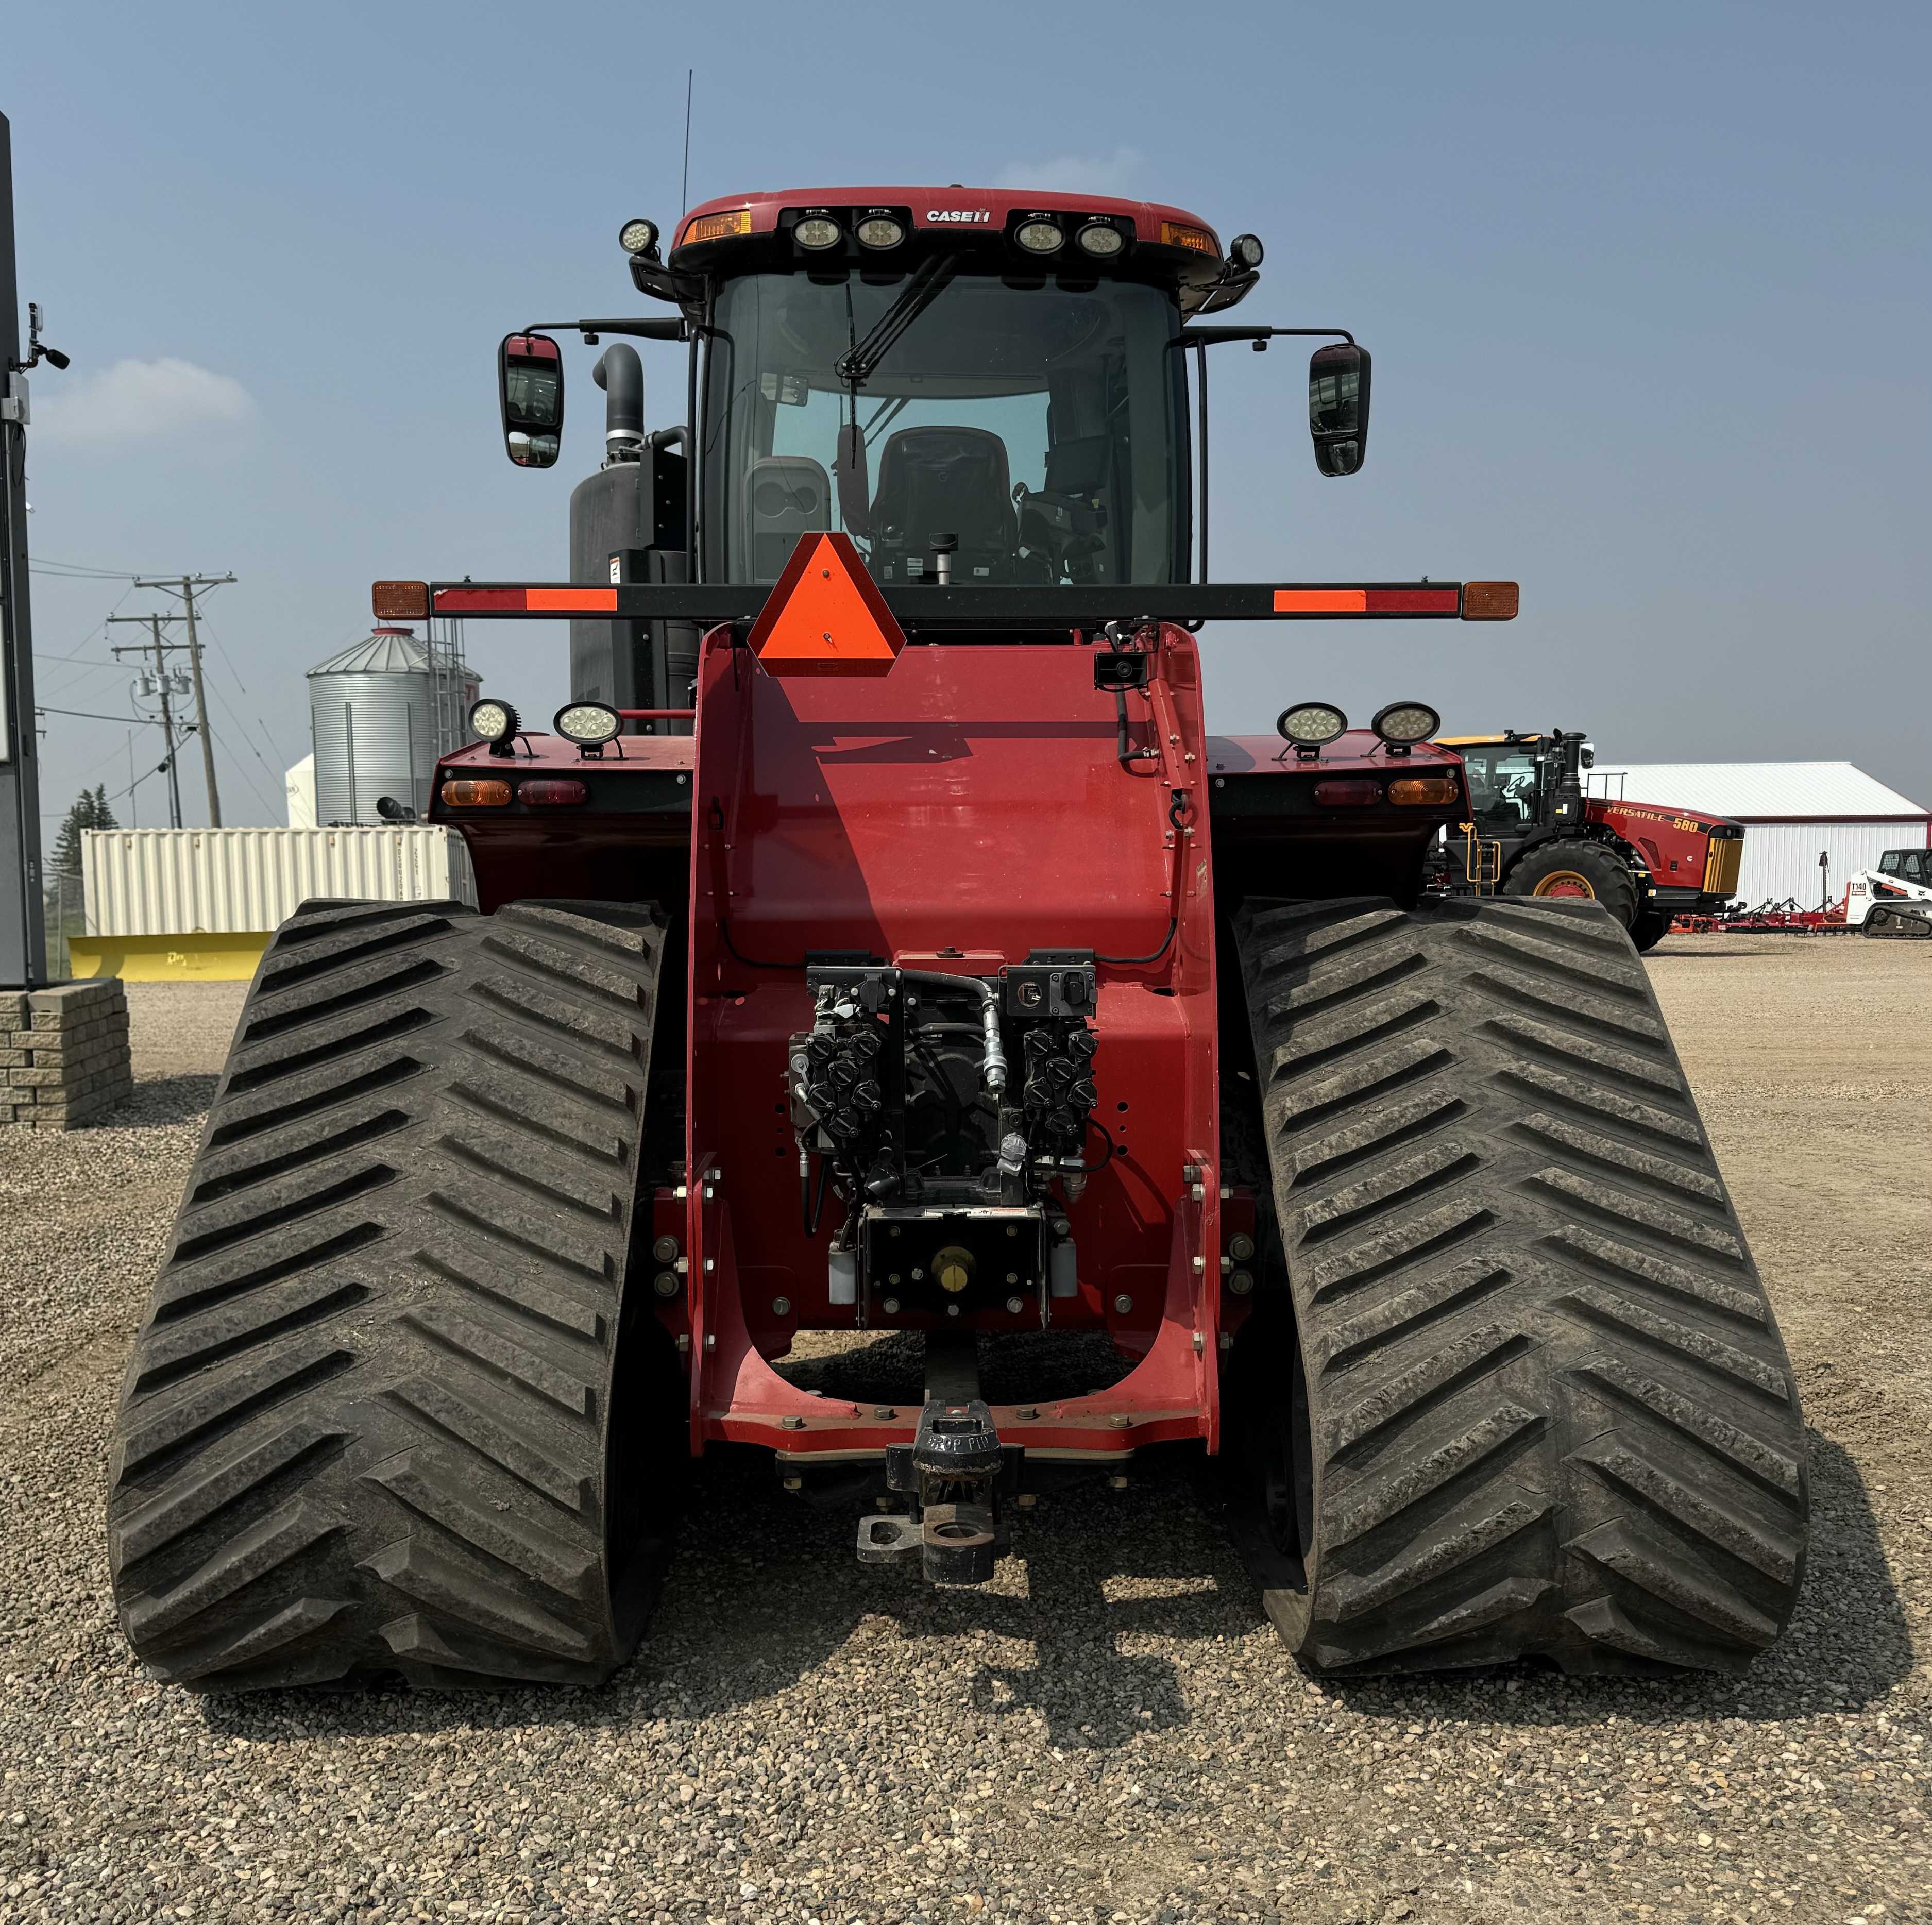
[0,946,1925,1925]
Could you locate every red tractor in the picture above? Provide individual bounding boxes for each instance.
[108,187,1806,1690]
[1434,731,1747,949]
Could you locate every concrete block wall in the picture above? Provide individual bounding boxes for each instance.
[0,981,133,1128]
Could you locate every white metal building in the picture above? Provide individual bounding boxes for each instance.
[1587,762,1930,908]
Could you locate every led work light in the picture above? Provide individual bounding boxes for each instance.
[1014,219,1064,254]
[468,699,520,757]
[554,701,622,747]
[793,216,842,249]
[619,218,659,256]
[1370,701,1441,748]
[1076,222,1125,258]
[1276,702,1348,750]
[856,215,905,249]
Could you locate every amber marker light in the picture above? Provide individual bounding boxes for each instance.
[1388,777,1461,806]
[1461,581,1520,620]
[681,208,753,245]
[440,779,512,807]
[371,581,430,620]
[1160,222,1217,255]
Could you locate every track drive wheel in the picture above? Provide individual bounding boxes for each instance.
[1505,840,1639,932]
[108,898,684,1691]
[1631,910,1669,952]
[1226,895,1808,1675]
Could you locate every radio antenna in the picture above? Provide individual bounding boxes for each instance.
[680,70,693,216]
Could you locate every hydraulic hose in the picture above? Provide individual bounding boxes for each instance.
[901,970,1006,1092]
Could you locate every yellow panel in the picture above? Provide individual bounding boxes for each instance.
[67,933,271,982]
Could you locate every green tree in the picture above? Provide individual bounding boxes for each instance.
[50,784,118,876]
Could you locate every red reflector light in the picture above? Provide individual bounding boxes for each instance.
[681,208,753,245]
[1160,221,1217,255]
[518,779,588,806]
[371,580,430,620]
[1388,776,1461,806]
[1313,779,1381,807]
[440,779,512,807]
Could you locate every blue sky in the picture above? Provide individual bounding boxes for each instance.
[8,0,1928,831]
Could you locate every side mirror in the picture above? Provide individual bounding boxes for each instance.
[1309,343,1371,477]
[499,332,565,468]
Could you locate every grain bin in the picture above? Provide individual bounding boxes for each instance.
[308,625,480,824]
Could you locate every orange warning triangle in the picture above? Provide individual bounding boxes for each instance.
[748,532,905,678]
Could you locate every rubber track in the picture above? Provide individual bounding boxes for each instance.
[1231,894,1808,1675]
[108,897,674,1690]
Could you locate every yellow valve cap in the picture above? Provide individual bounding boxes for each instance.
[935,1245,975,1294]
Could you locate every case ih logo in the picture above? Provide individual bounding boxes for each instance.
[926,209,991,224]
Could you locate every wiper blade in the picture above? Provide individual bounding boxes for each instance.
[834,255,961,387]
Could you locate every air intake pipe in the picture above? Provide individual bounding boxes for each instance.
[592,344,644,463]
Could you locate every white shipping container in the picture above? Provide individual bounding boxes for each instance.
[80,826,478,939]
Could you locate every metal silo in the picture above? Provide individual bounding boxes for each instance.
[307,625,481,825]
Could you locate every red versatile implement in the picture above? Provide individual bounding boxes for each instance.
[109,187,1808,1689]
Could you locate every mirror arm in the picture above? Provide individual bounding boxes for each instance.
[1173,325,1357,348]
[521,317,687,343]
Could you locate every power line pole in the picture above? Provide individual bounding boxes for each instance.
[108,613,191,829]
[135,573,231,828]
[0,114,49,985]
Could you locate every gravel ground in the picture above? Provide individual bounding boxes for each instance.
[0,949,1926,1925]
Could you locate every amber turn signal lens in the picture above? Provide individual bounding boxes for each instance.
[1388,777,1461,805]
[1160,221,1216,255]
[518,779,588,805]
[1313,779,1381,807]
[1461,581,1520,621]
[440,779,512,807]
[681,208,753,245]
[371,580,430,620]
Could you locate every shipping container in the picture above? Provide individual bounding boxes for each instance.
[80,825,477,939]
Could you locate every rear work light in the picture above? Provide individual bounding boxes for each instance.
[793,215,842,250]
[518,780,589,806]
[1313,779,1381,807]
[1160,221,1216,255]
[1076,222,1125,258]
[440,779,512,807]
[682,208,753,245]
[371,580,430,620]
[855,214,904,249]
[1387,776,1461,806]
[1015,219,1065,254]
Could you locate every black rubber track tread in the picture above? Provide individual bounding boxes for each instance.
[1229,894,1808,1676]
[108,897,679,1691]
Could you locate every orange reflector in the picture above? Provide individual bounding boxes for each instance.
[1461,581,1520,621]
[748,532,906,678]
[440,779,512,807]
[681,207,754,245]
[1276,588,1368,613]
[372,580,430,620]
[1388,777,1461,806]
[1313,779,1381,807]
[1160,221,1217,255]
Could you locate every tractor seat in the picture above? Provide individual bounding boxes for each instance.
[869,427,1019,580]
